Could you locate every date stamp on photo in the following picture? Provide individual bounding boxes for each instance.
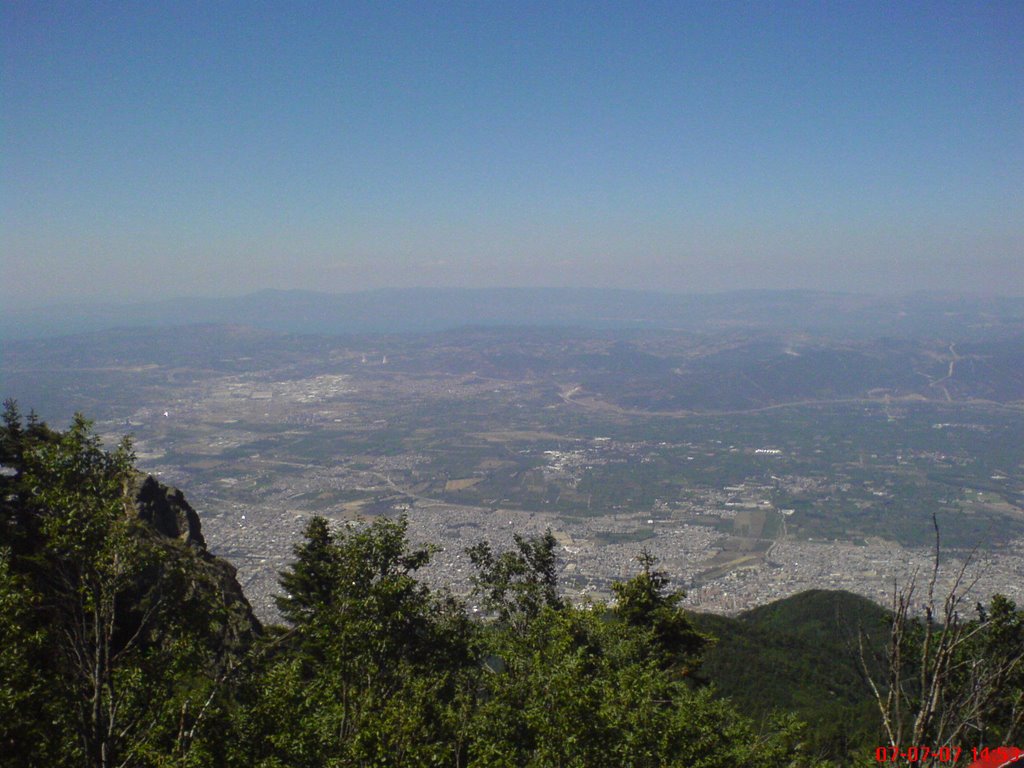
[874,746,1023,766]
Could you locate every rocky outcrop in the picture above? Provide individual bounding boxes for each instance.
[130,473,207,547]
[128,472,262,646]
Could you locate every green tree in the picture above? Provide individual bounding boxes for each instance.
[611,549,710,675]
[974,594,1024,744]
[470,601,814,767]
[6,414,242,767]
[467,529,562,628]
[274,515,338,627]
[1,399,56,554]
[0,546,70,767]
[1,398,23,464]
[240,515,476,767]
[22,416,144,767]
[465,549,819,767]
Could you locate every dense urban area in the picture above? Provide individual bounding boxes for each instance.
[4,306,1021,621]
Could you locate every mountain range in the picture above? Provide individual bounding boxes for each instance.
[4,288,1023,340]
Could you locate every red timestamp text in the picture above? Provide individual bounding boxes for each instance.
[969,747,1024,766]
[875,746,961,763]
[875,746,1023,765]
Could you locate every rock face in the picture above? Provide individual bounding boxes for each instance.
[131,474,207,547]
[128,472,262,644]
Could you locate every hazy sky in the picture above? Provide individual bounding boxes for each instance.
[3,1,1022,307]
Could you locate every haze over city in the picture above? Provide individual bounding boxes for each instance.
[3,1,1022,309]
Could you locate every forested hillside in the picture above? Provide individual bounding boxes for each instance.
[1,403,1021,767]
[695,590,890,760]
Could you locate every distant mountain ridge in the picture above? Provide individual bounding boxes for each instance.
[3,319,1023,423]
[3,287,1023,340]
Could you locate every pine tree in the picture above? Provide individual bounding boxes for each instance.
[275,515,338,626]
[611,549,710,674]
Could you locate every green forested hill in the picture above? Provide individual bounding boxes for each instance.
[693,590,891,760]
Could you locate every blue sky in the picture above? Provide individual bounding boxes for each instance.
[3,1,1022,306]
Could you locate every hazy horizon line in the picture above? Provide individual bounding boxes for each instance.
[6,284,1024,315]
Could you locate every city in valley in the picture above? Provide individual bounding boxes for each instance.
[3,296,1023,621]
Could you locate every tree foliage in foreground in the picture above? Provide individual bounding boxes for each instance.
[235,514,476,767]
[238,516,815,767]
[1,406,251,767]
